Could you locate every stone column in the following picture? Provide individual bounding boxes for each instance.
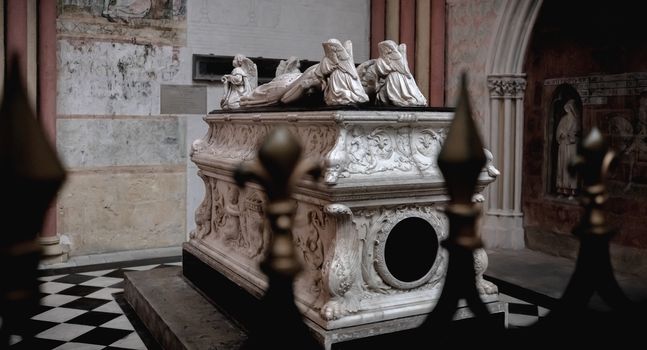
[482,74,527,249]
[39,0,67,264]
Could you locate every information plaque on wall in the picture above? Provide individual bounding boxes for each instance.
[160,84,207,114]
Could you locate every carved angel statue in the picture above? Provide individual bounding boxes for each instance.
[240,57,304,108]
[276,56,301,76]
[556,99,580,196]
[316,39,369,105]
[242,39,369,107]
[220,54,258,109]
[372,40,427,106]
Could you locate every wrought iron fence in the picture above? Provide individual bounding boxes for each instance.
[2,62,645,349]
[234,73,647,349]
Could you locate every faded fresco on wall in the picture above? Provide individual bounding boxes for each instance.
[544,74,647,196]
[58,0,187,46]
[597,95,647,194]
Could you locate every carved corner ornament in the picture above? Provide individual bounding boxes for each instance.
[234,127,325,277]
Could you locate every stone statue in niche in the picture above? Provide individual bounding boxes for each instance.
[220,54,258,109]
[555,99,580,196]
[102,0,151,22]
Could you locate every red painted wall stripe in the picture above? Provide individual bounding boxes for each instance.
[399,0,416,75]
[430,0,445,106]
[6,0,28,82]
[370,0,386,59]
[39,0,60,238]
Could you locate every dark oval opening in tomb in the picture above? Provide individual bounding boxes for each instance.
[384,217,438,283]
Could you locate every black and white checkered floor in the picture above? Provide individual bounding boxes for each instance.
[9,259,551,349]
[9,260,181,350]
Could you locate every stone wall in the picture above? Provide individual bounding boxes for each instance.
[445,0,503,124]
[55,0,370,257]
[522,1,647,275]
[56,0,190,256]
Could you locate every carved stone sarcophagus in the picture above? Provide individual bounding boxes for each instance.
[184,108,498,336]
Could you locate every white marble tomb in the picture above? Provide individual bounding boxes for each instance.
[187,108,499,332]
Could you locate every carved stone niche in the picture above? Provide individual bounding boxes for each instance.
[184,108,499,342]
[547,84,583,197]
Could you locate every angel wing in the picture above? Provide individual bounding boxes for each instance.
[275,59,288,77]
[336,40,358,79]
[284,56,300,74]
[344,40,353,62]
[240,57,258,89]
[397,43,413,78]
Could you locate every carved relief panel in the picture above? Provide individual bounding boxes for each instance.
[326,124,448,183]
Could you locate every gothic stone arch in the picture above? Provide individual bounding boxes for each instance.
[482,0,544,249]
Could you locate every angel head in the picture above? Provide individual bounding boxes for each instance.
[377,40,412,78]
[378,40,401,61]
[323,39,350,62]
[233,54,246,68]
[563,99,577,116]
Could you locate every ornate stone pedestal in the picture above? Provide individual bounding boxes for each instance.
[184,107,501,346]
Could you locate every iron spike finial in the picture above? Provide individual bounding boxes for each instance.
[569,127,615,236]
[438,72,486,206]
[418,73,491,336]
[558,128,632,311]
[437,72,486,249]
[1,57,66,346]
[234,127,324,276]
[236,127,324,350]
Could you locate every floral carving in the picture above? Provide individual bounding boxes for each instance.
[326,125,449,183]
[294,207,328,307]
[487,76,527,98]
[321,204,362,320]
[192,122,337,165]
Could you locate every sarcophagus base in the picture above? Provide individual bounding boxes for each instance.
[185,108,501,344]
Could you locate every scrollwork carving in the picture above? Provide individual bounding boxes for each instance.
[321,204,362,320]
[474,248,498,295]
[192,122,337,166]
[373,213,446,290]
[190,171,212,240]
[318,204,450,320]
[240,191,268,259]
[355,205,448,293]
[294,207,328,308]
[325,125,450,182]
[487,76,527,99]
